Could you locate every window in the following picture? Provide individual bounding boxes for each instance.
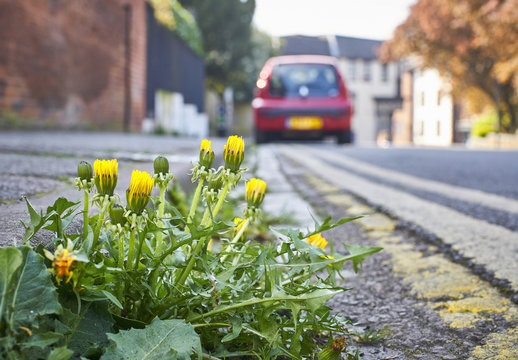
[348,61,356,81]
[381,63,389,82]
[363,61,371,82]
[417,120,424,136]
[436,120,441,137]
[269,63,339,98]
[437,90,443,106]
[420,91,425,107]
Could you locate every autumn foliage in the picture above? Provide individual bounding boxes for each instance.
[381,0,518,133]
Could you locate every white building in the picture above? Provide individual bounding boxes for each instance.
[281,35,401,144]
[412,68,455,146]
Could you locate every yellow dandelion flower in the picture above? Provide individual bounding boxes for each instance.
[126,170,154,214]
[246,178,267,208]
[306,233,328,250]
[44,240,81,285]
[223,135,244,171]
[94,159,118,196]
[233,217,245,234]
[54,249,76,284]
[200,139,211,152]
[199,139,215,168]
[306,233,335,264]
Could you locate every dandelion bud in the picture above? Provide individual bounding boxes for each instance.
[94,159,118,196]
[77,161,93,181]
[109,204,126,225]
[199,139,215,169]
[246,178,266,208]
[306,233,328,250]
[154,155,170,175]
[223,135,244,172]
[126,170,154,214]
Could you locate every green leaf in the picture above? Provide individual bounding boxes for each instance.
[0,247,23,294]
[20,331,62,349]
[111,313,146,330]
[101,290,123,310]
[47,346,74,360]
[221,317,242,343]
[102,318,201,360]
[48,197,79,216]
[12,247,62,326]
[0,247,23,325]
[21,198,42,244]
[344,244,383,273]
[67,301,114,357]
[22,197,79,244]
[189,289,341,323]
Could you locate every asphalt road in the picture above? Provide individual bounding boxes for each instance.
[320,143,518,200]
[275,142,518,298]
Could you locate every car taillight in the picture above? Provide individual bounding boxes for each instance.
[255,79,269,98]
[255,65,272,98]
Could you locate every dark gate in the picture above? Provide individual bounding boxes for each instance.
[146,3,205,116]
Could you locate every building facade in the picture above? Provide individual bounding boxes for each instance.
[412,68,455,146]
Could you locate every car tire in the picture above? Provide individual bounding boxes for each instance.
[336,130,351,144]
[255,130,270,144]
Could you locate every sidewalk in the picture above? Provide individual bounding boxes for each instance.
[0,133,316,246]
[0,132,216,246]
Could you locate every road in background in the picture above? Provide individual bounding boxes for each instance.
[276,143,518,297]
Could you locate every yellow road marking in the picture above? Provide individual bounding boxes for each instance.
[304,173,518,358]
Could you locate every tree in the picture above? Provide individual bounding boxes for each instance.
[381,0,518,133]
[178,0,271,102]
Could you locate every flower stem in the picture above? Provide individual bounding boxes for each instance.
[220,218,249,263]
[155,185,167,256]
[203,181,230,227]
[199,208,210,229]
[176,181,230,288]
[118,232,125,269]
[82,190,89,240]
[186,179,204,228]
[126,228,136,271]
[151,184,168,294]
[134,229,146,270]
[92,210,105,250]
[175,236,208,288]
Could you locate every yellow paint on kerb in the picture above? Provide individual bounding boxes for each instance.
[469,327,518,360]
[358,214,397,231]
[379,237,518,328]
[304,174,341,194]
[306,172,518,358]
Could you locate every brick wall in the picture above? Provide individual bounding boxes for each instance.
[0,0,147,131]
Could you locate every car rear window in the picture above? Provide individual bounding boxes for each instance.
[268,63,340,98]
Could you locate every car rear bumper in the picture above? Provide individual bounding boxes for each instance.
[254,108,351,132]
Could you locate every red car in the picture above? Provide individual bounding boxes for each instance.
[252,55,353,144]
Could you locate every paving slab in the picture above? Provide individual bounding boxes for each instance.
[0,132,208,247]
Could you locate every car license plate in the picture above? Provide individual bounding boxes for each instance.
[286,116,323,130]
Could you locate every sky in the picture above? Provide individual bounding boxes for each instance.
[253,0,417,41]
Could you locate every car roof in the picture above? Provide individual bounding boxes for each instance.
[267,55,338,66]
